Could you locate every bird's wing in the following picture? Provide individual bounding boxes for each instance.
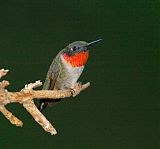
[43,57,61,90]
[43,70,59,90]
[39,56,61,111]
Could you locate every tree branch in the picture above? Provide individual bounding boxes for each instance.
[0,68,90,135]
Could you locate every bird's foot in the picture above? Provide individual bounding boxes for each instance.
[71,82,82,97]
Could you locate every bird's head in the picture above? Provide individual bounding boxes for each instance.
[62,39,102,67]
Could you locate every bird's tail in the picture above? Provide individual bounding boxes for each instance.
[38,99,48,112]
[38,99,62,112]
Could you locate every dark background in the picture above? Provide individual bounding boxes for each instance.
[0,0,158,149]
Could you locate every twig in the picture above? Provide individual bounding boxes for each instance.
[0,105,23,126]
[0,68,90,135]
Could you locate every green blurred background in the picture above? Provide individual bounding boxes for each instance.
[0,0,158,149]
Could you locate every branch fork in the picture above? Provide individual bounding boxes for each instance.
[0,68,90,135]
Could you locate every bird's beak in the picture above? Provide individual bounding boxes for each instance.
[86,39,102,47]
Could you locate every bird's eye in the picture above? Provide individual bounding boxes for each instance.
[71,46,77,51]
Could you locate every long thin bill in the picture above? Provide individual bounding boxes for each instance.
[86,39,102,47]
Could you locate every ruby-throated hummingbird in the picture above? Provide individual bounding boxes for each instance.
[38,39,102,111]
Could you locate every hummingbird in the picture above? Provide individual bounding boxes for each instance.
[38,39,102,111]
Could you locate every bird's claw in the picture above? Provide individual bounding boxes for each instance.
[71,82,82,97]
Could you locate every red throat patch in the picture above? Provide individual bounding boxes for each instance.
[63,52,89,67]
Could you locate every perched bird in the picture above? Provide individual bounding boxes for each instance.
[38,39,102,111]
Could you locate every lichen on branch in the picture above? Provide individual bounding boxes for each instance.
[0,68,90,135]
